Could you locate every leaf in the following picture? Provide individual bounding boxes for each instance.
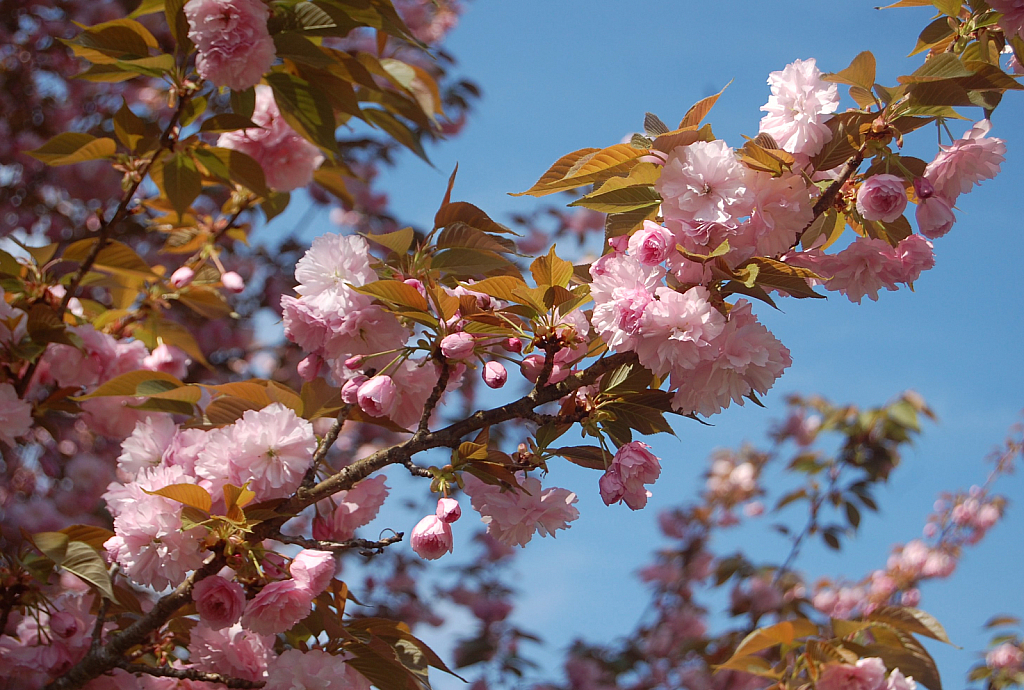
[76,370,185,400]
[434,201,514,235]
[932,0,962,16]
[743,257,825,298]
[144,483,213,513]
[458,276,529,303]
[353,280,430,312]
[266,71,338,155]
[679,81,730,128]
[569,183,660,213]
[363,227,415,255]
[436,223,514,255]
[193,146,270,197]
[825,51,877,91]
[430,248,514,275]
[531,245,573,288]
[300,377,343,420]
[730,619,818,659]
[60,525,115,551]
[643,112,669,136]
[363,108,429,162]
[512,144,649,197]
[652,127,701,154]
[867,606,953,644]
[199,114,260,133]
[62,239,156,279]
[911,16,956,56]
[26,133,117,166]
[551,446,609,470]
[206,396,264,425]
[161,152,203,217]
[113,98,151,151]
[899,54,975,83]
[26,305,78,347]
[61,541,117,601]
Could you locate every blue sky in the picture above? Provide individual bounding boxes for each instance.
[271,1,1024,686]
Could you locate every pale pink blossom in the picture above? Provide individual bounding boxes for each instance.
[224,403,316,501]
[221,271,245,293]
[519,354,570,385]
[657,140,754,224]
[463,472,579,547]
[218,86,325,191]
[635,286,725,376]
[821,237,902,304]
[298,354,323,381]
[627,221,674,265]
[169,266,194,288]
[857,174,908,222]
[142,344,192,379]
[990,0,1024,39]
[924,120,1006,202]
[241,579,316,634]
[440,332,475,359]
[357,375,399,418]
[894,234,934,284]
[482,361,507,389]
[314,474,389,541]
[290,549,335,596]
[265,648,367,690]
[817,659,887,690]
[887,669,917,690]
[389,357,453,429]
[294,233,377,297]
[734,170,814,258]
[599,441,661,510]
[185,0,275,90]
[590,253,665,352]
[0,594,93,685]
[759,58,840,157]
[410,514,454,559]
[0,382,33,446]
[188,623,272,682]
[116,416,178,479]
[987,642,1024,670]
[436,497,462,523]
[192,575,246,630]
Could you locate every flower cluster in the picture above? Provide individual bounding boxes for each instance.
[184,0,276,90]
[463,472,579,548]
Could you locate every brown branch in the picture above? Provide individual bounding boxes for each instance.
[303,404,354,488]
[417,356,449,434]
[273,533,404,556]
[792,145,868,249]
[88,596,109,654]
[118,663,265,689]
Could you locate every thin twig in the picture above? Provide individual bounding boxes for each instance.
[88,597,109,654]
[273,533,404,555]
[417,356,449,434]
[791,145,868,249]
[304,404,354,488]
[118,663,265,689]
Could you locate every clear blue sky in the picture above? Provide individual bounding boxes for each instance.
[271,1,1024,686]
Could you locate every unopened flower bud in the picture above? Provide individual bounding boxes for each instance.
[344,355,364,370]
[410,514,453,560]
[297,354,323,381]
[435,497,461,523]
[502,337,523,353]
[440,332,475,360]
[357,375,398,417]
[483,361,507,389]
[221,271,245,293]
[170,266,195,288]
[341,375,368,404]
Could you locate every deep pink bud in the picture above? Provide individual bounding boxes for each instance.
[410,514,453,560]
[502,337,523,353]
[221,271,245,293]
[297,354,322,381]
[482,361,507,389]
[913,176,935,199]
[435,497,461,523]
[404,278,427,297]
[440,332,475,360]
[341,375,368,405]
[357,375,398,417]
[344,355,364,370]
[170,266,195,288]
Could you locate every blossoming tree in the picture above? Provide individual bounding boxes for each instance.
[0,0,1021,689]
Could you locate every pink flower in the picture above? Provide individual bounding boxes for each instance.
[410,514,454,560]
[295,233,377,296]
[314,474,389,541]
[192,575,246,630]
[436,497,462,523]
[914,182,955,239]
[221,271,245,293]
[357,375,399,418]
[116,416,178,479]
[656,140,754,224]
[635,286,725,377]
[482,361,507,389]
[265,649,368,690]
[184,0,276,91]
[856,174,908,223]
[502,337,523,353]
[924,120,1006,202]
[599,442,662,510]
[241,579,316,634]
[440,332,475,359]
[759,58,839,157]
[340,375,367,404]
[987,643,1024,670]
[820,237,902,304]
[590,254,665,352]
[734,171,814,258]
[887,669,917,690]
[218,86,325,191]
[894,235,934,284]
[222,403,316,502]
[817,658,887,690]
[990,0,1024,39]
[169,266,194,288]
[142,344,191,379]
[627,221,674,266]
[0,382,33,447]
[290,549,335,596]
[188,623,272,682]
[463,473,579,547]
[519,354,570,385]
[298,354,323,381]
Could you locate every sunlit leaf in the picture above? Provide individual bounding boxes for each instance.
[27,133,117,166]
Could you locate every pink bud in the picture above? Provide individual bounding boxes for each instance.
[297,354,323,381]
[913,176,935,199]
[341,375,368,404]
[221,271,245,293]
[357,375,398,417]
[440,332,475,360]
[900,588,921,606]
[502,337,523,353]
[435,497,461,523]
[48,612,79,639]
[520,354,544,382]
[170,266,195,288]
[607,235,629,252]
[344,355,364,370]
[404,278,426,297]
[482,361,507,389]
[410,514,453,560]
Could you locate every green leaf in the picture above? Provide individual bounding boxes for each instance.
[230,86,256,119]
[161,152,203,217]
[932,0,963,16]
[61,541,117,601]
[26,133,117,166]
[76,370,186,400]
[569,184,660,213]
[362,108,428,163]
[899,54,975,83]
[113,98,150,151]
[364,227,415,255]
[431,248,514,275]
[743,257,825,299]
[193,146,270,197]
[26,304,79,347]
[266,71,339,155]
[911,16,956,56]
[261,191,291,222]
[129,0,165,17]
[512,144,649,197]
[551,446,609,470]
[164,0,193,54]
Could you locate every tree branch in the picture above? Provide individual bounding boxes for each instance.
[273,533,404,556]
[417,356,449,434]
[792,145,868,249]
[117,663,266,689]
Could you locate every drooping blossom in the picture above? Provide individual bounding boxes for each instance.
[290,549,335,595]
[0,382,33,446]
[436,497,462,523]
[656,140,754,225]
[482,361,508,388]
[634,286,725,377]
[142,344,192,379]
[0,593,93,686]
[990,0,1024,39]
[184,0,275,90]
[240,579,316,635]
[188,623,272,682]
[816,658,887,690]
[264,649,368,690]
[218,86,325,191]
[410,514,454,560]
[893,234,935,284]
[924,120,1006,202]
[357,375,399,417]
[627,221,674,266]
[914,177,955,239]
[820,237,902,304]
[313,474,389,541]
[759,58,840,156]
[887,669,917,690]
[599,442,662,510]
[221,271,245,293]
[463,473,579,547]
[734,170,814,258]
[856,174,908,223]
[192,575,246,630]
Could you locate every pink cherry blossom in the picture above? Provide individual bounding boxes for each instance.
[241,579,316,635]
[915,188,955,239]
[894,234,935,284]
[599,442,662,510]
[817,658,887,690]
[294,233,377,296]
[924,120,1006,202]
[635,286,725,377]
[224,403,317,501]
[436,497,462,523]
[987,642,1024,670]
[734,170,814,259]
[116,416,178,479]
[184,0,275,90]
[169,266,194,288]
[221,271,245,293]
[410,514,454,560]
[627,221,674,266]
[759,58,839,156]
[357,375,399,417]
[188,623,272,682]
[192,575,246,630]
[265,649,368,690]
[482,361,507,389]
[142,344,192,379]
[656,140,754,225]
[297,354,324,381]
[887,670,917,690]
[590,253,665,352]
[857,174,908,223]
[990,0,1024,38]
[313,474,389,541]
[0,382,33,447]
[463,472,579,547]
[290,549,335,596]
[821,237,902,304]
[440,331,475,359]
[218,86,325,191]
